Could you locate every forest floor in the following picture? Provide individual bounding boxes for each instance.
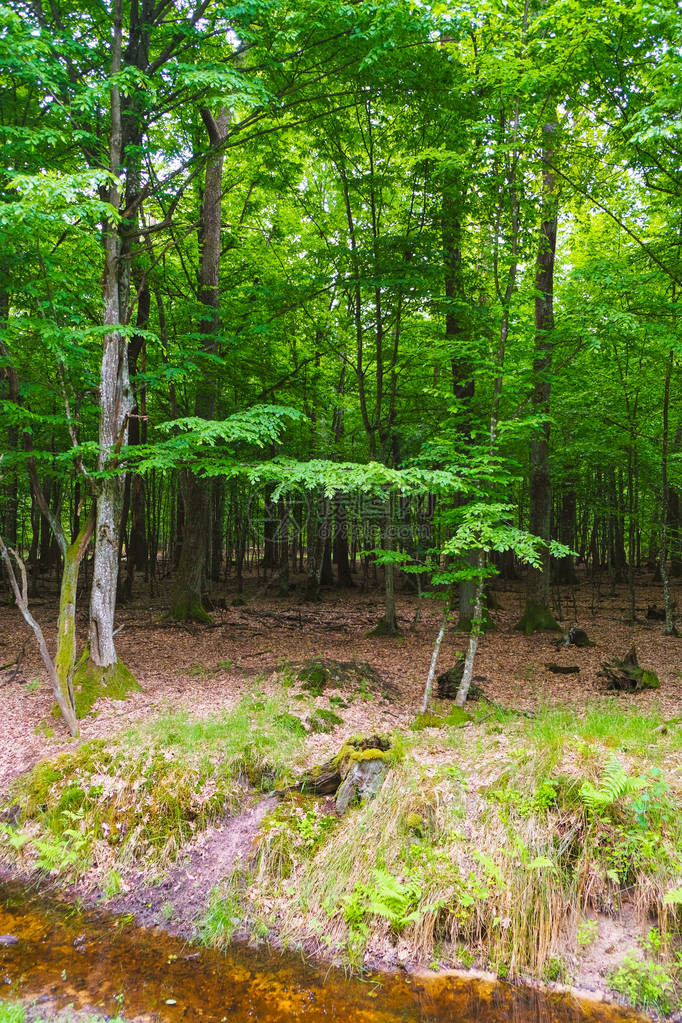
[0,569,681,1018]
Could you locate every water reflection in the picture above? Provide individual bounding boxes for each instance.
[0,883,646,1022]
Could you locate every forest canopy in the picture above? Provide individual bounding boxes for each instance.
[1,0,681,731]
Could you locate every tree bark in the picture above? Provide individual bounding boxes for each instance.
[89,0,133,666]
[170,106,229,621]
[519,112,560,632]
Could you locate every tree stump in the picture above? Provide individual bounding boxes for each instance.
[599,645,660,693]
[287,734,392,813]
[436,656,464,699]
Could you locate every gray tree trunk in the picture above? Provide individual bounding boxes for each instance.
[89,2,133,665]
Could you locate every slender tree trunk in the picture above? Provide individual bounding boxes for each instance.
[0,291,19,549]
[518,112,560,633]
[660,349,677,635]
[421,607,448,713]
[456,559,486,706]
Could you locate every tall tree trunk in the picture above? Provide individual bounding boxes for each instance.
[88,0,133,667]
[304,493,326,602]
[442,168,476,628]
[334,495,354,587]
[170,107,229,621]
[554,490,577,584]
[518,113,560,634]
[372,496,399,634]
[660,349,677,634]
[0,285,19,549]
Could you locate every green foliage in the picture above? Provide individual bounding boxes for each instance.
[577,919,598,948]
[343,868,422,938]
[0,1004,25,1023]
[308,708,343,734]
[198,884,244,949]
[579,756,649,816]
[609,951,676,1014]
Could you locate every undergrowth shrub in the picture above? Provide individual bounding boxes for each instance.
[609,951,676,1014]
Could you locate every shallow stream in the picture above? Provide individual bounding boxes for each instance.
[0,882,646,1022]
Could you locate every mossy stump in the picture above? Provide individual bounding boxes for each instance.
[70,653,141,718]
[515,601,561,635]
[288,734,392,813]
[599,645,660,693]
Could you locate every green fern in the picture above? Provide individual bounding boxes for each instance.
[579,755,648,814]
[364,868,421,931]
[343,869,421,935]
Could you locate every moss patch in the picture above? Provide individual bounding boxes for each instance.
[309,708,343,734]
[71,655,141,718]
[296,659,397,701]
[273,712,307,736]
[166,599,212,624]
[410,712,446,731]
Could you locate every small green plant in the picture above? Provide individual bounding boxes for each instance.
[188,663,213,679]
[343,868,421,936]
[308,708,343,734]
[32,809,90,873]
[543,956,568,983]
[103,868,123,897]
[579,756,648,815]
[161,900,175,921]
[25,677,43,693]
[358,678,374,702]
[609,951,675,1014]
[577,919,598,948]
[457,945,476,968]
[198,885,243,947]
[642,927,664,956]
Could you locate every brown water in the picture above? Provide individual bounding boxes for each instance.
[0,882,646,1022]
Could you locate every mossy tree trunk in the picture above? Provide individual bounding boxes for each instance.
[55,512,96,723]
[89,3,134,669]
[0,518,94,737]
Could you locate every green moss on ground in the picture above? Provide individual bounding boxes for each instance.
[309,708,343,733]
[71,654,141,718]
[166,599,212,624]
